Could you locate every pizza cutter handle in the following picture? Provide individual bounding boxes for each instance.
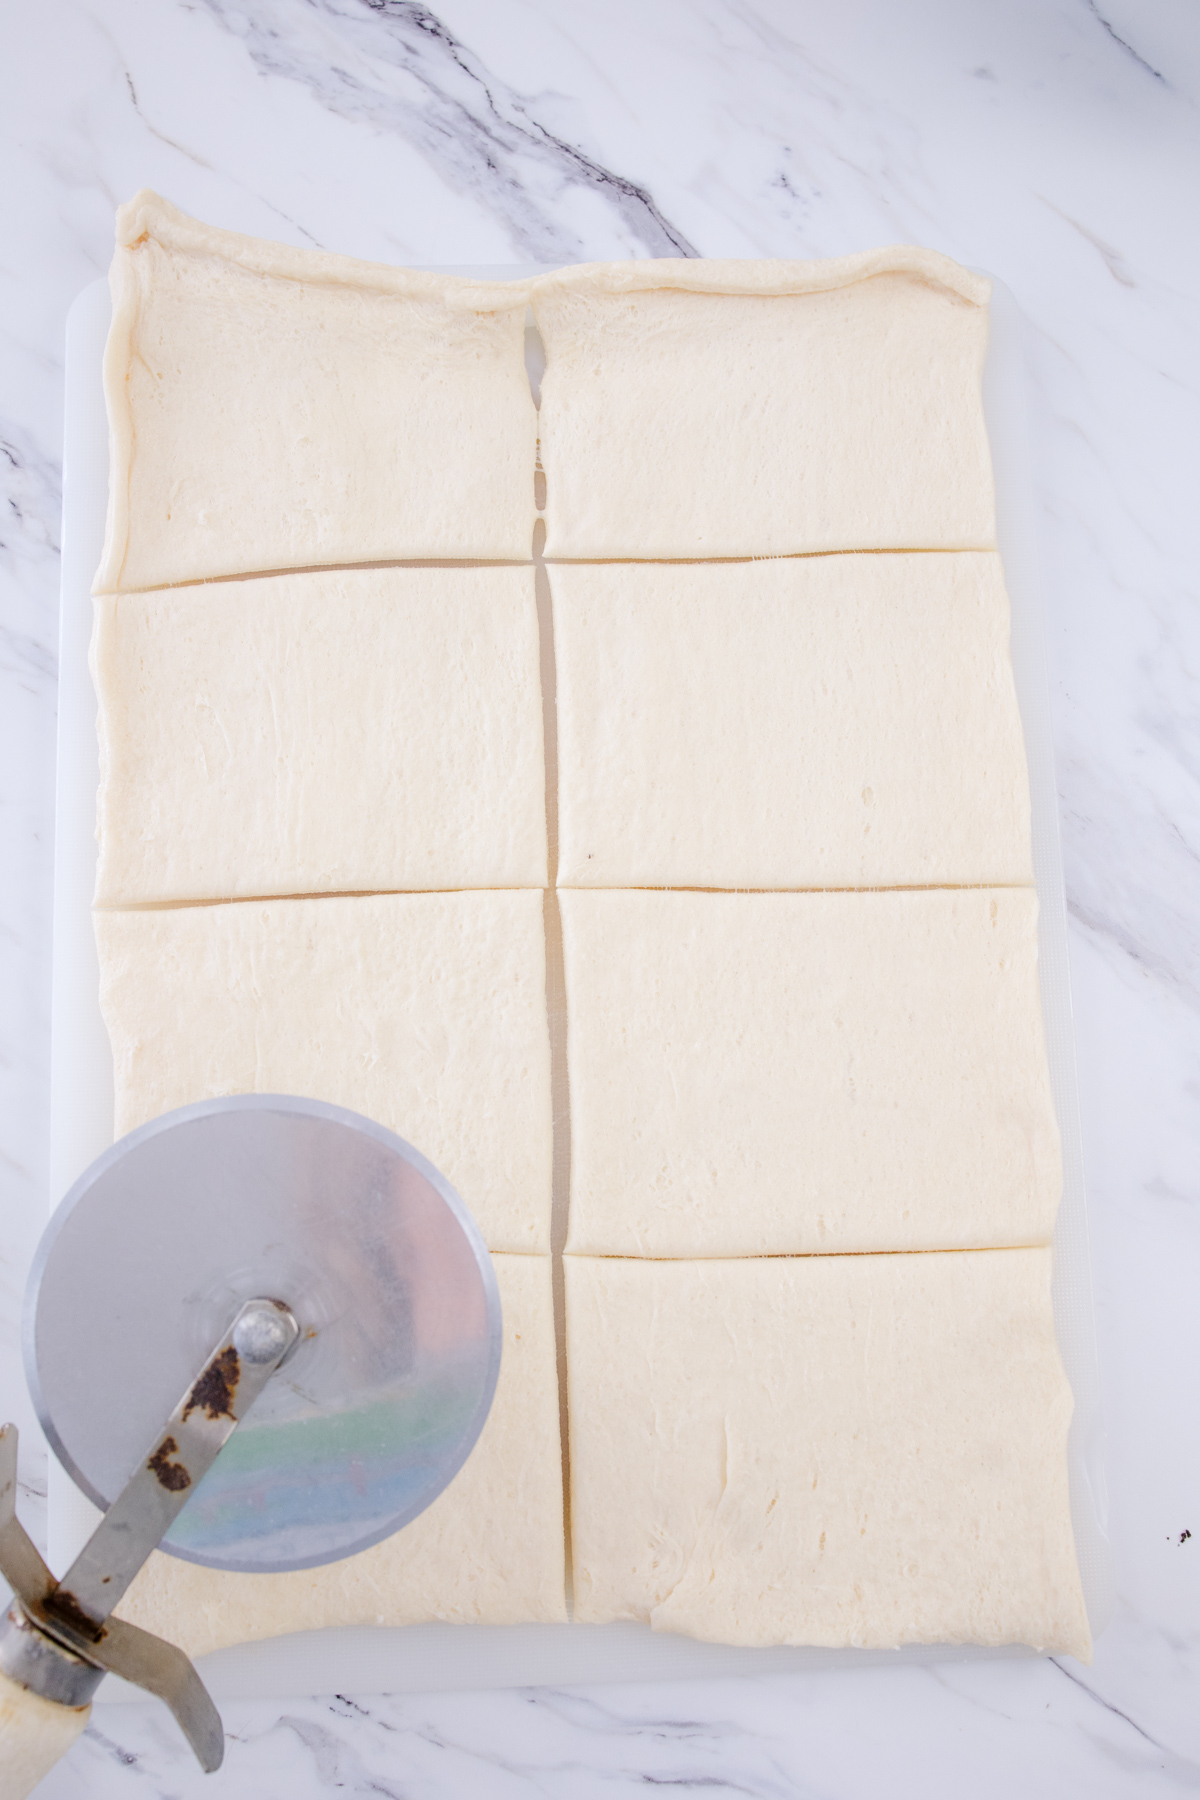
[0,1669,89,1800]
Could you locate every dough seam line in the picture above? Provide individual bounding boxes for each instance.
[93,880,1040,915]
[535,533,575,1616]
[94,557,536,598]
[540,546,998,565]
[561,1242,1057,1263]
[94,547,1007,602]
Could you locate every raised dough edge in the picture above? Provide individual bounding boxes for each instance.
[94,191,536,592]
[116,188,534,308]
[95,231,140,594]
[530,245,991,308]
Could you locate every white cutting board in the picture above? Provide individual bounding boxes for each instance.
[49,271,1114,1702]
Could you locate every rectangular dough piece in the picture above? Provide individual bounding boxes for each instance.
[96,891,553,1254]
[93,565,547,905]
[552,553,1031,890]
[565,1251,1090,1658]
[117,1255,565,1655]
[96,190,537,590]
[532,251,995,559]
[560,889,1060,1257]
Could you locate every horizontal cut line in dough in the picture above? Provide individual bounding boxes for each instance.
[94,885,552,913]
[104,555,535,597]
[96,881,1038,913]
[542,547,998,565]
[563,1243,1057,1262]
[554,882,1038,896]
[94,880,1036,914]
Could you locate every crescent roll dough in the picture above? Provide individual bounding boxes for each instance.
[551,552,1030,890]
[96,191,537,590]
[532,251,994,558]
[565,1251,1090,1658]
[560,888,1060,1257]
[92,565,546,904]
[96,891,553,1255]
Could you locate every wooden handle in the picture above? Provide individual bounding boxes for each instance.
[0,1669,89,1800]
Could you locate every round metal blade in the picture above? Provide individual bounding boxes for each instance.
[25,1096,502,1574]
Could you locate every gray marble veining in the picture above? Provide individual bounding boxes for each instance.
[1,0,1197,1793]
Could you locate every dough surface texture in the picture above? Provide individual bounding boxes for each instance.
[565,1251,1090,1657]
[552,553,1031,889]
[560,888,1060,1257]
[96,190,537,590]
[118,1256,566,1654]
[532,251,994,559]
[93,565,547,905]
[96,891,553,1254]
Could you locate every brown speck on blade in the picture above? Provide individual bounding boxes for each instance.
[183,1345,240,1421]
[147,1435,192,1492]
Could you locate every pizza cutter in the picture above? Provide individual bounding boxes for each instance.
[0,1095,501,1798]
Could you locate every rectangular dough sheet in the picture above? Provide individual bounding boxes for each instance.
[96,190,537,590]
[117,1256,565,1655]
[560,888,1060,1257]
[552,553,1031,890]
[96,891,553,1254]
[532,251,995,559]
[565,1251,1090,1658]
[93,565,547,905]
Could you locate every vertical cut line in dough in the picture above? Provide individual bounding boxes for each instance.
[531,296,575,1606]
[544,885,574,1614]
[535,499,575,1611]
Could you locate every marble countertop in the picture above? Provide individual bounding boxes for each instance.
[2,1,1197,1793]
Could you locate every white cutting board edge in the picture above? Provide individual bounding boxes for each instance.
[45,269,1114,1703]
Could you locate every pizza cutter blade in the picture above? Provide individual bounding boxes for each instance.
[0,1096,502,1795]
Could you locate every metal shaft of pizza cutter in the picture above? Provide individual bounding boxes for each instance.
[0,1297,298,1773]
[54,1296,299,1632]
